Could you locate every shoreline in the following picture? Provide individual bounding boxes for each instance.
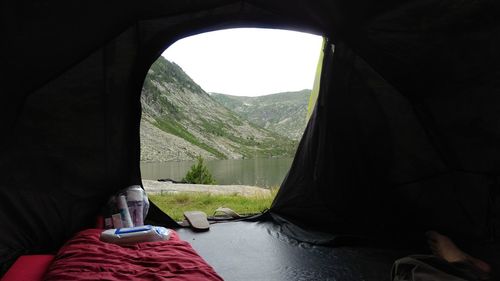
[142,179,271,197]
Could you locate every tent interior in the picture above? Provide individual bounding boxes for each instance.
[1,0,500,279]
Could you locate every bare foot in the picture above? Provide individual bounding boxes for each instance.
[426,231,491,274]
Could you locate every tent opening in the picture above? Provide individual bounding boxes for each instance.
[139,28,323,221]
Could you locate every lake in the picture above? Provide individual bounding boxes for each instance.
[140,157,294,188]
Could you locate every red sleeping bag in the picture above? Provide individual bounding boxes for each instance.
[43,229,223,281]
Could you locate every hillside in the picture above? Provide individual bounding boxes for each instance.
[140,57,297,162]
[211,90,310,140]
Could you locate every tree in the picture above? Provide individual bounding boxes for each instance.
[183,156,216,184]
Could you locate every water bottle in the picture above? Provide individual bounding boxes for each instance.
[126,187,145,226]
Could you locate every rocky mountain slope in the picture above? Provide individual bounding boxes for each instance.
[211,90,310,140]
[140,57,297,162]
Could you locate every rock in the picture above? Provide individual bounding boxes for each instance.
[142,180,271,197]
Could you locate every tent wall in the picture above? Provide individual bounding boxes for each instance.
[272,0,500,241]
[0,24,143,273]
[272,41,497,241]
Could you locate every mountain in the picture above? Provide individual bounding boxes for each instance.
[140,57,297,162]
[211,90,310,140]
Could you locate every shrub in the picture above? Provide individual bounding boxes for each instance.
[183,156,216,184]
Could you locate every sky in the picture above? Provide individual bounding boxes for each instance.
[162,28,323,97]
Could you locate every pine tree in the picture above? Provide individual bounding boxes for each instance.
[182,156,216,184]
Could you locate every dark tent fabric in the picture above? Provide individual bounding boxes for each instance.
[273,40,497,241]
[1,0,500,277]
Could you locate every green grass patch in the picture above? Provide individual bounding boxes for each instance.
[200,118,227,137]
[154,118,226,159]
[149,189,278,221]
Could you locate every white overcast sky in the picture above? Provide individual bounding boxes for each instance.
[162,28,323,97]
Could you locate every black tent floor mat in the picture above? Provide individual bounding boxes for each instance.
[177,221,414,281]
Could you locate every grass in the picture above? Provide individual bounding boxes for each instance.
[149,189,278,221]
[154,118,226,159]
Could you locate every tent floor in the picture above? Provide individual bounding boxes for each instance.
[177,220,414,281]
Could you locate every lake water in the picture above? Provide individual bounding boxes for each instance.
[140,158,294,188]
